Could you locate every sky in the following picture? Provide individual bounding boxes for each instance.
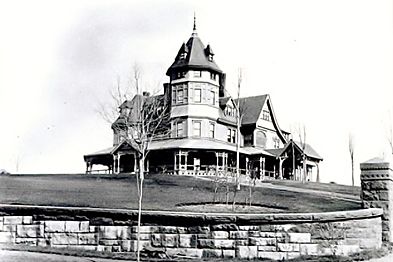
[0,0,392,185]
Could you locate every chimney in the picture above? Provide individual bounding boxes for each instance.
[142,91,150,97]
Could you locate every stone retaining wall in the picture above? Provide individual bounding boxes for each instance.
[0,205,383,260]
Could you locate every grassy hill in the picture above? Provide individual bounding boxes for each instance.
[0,173,360,213]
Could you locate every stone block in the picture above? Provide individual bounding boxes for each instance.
[130,240,150,252]
[50,233,78,245]
[37,238,49,247]
[99,226,130,240]
[78,233,97,245]
[0,232,13,243]
[239,225,260,231]
[249,237,276,246]
[258,245,276,251]
[288,232,311,243]
[4,216,23,225]
[287,251,301,259]
[299,244,320,255]
[179,234,195,248]
[229,230,248,239]
[211,224,238,231]
[277,243,300,252]
[211,231,229,239]
[65,221,81,232]
[112,245,121,252]
[120,240,132,252]
[258,251,287,260]
[162,234,179,247]
[89,226,96,233]
[188,226,209,234]
[16,225,44,238]
[198,239,214,248]
[22,216,33,225]
[260,232,283,238]
[159,226,178,234]
[222,249,235,258]
[15,237,37,245]
[131,225,155,233]
[45,221,65,232]
[235,239,248,246]
[248,230,261,237]
[236,246,257,259]
[151,234,162,247]
[214,239,235,249]
[165,248,203,258]
[202,249,222,258]
[131,233,151,241]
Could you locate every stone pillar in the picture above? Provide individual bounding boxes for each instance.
[360,157,393,242]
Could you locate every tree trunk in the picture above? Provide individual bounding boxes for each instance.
[136,156,145,262]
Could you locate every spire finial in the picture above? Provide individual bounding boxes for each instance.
[192,12,197,36]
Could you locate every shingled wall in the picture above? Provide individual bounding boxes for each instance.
[0,205,383,260]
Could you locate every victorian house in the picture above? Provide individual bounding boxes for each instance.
[84,22,323,182]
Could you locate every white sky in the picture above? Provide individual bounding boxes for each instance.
[0,0,392,185]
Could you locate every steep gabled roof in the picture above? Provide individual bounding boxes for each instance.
[235,95,268,125]
[235,94,287,143]
[266,140,323,161]
[166,31,222,75]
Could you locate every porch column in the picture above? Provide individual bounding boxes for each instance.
[113,155,117,174]
[246,157,249,177]
[185,151,188,171]
[260,157,265,180]
[85,162,89,174]
[224,153,228,173]
[316,162,320,182]
[146,159,149,172]
[174,151,177,174]
[117,153,121,174]
[278,157,284,180]
[215,152,219,175]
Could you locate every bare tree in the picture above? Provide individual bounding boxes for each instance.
[348,133,355,186]
[97,64,169,262]
[297,124,307,183]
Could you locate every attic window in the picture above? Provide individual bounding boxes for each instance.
[180,52,187,60]
[210,72,217,80]
[262,110,270,121]
[208,54,213,61]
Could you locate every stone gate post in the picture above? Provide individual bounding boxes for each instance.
[360,157,393,242]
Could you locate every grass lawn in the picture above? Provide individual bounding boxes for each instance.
[266,179,361,196]
[0,173,360,213]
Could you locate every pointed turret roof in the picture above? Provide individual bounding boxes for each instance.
[166,20,222,76]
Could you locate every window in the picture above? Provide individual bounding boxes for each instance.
[227,128,236,143]
[177,89,183,104]
[209,91,215,105]
[194,70,202,77]
[262,110,270,121]
[172,84,188,105]
[209,122,215,138]
[194,88,201,103]
[175,71,186,79]
[192,121,201,137]
[210,72,217,80]
[231,129,236,143]
[176,121,183,137]
[273,137,280,149]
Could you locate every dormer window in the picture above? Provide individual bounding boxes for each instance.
[180,52,187,60]
[208,54,213,61]
[210,72,217,80]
